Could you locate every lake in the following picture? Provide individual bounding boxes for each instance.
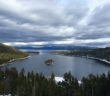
[1,51,110,80]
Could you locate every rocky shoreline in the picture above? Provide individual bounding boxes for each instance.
[52,52,110,65]
[84,56,110,64]
[0,56,30,67]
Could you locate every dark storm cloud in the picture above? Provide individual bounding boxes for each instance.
[0,0,110,47]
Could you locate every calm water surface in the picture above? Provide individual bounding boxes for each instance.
[1,52,110,80]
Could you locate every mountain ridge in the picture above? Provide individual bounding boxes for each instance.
[14,45,96,51]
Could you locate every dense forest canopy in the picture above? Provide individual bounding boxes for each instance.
[0,68,110,96]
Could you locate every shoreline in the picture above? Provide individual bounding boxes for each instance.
[82,56,110,64]
[0,55,30,67]
[52,52,110,65]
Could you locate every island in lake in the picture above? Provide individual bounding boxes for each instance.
[45,59,54,65]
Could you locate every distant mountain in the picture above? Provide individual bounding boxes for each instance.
[15,45,95,51]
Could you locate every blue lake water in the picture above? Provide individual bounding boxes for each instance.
[1,52,110,80]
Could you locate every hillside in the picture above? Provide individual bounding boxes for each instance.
[0,43,28,65]
[53,47,110,62]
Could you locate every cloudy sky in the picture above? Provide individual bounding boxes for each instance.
[0,0,110,47]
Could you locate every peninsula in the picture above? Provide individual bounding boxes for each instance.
[0,43,28,65]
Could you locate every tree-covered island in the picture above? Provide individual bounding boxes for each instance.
[45,59,54,65]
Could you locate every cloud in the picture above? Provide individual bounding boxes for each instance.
[3,37,110,48]
[0,0,110,47]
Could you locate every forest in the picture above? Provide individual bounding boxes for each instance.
[0,68,110,96]
[53,47,110,62]
[0,44,28,65]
